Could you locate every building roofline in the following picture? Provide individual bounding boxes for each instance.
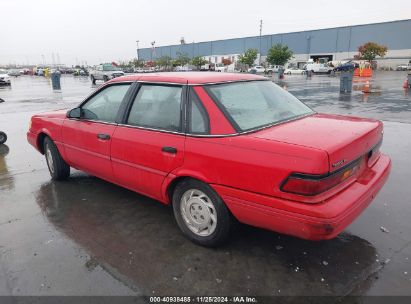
[138,19,411,51]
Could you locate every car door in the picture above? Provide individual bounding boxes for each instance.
[62,83,132,180]
[111,83,185,201]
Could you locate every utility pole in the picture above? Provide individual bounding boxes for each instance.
[259,19,263,64]
[151,41,156,63]
[136,40,139,60]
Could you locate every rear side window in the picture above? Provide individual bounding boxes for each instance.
[189,91,209,135]
[81,84,131,122]
[127,85,182,132]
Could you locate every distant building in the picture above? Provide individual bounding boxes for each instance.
[138,19,411,69]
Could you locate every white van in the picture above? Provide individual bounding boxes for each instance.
[304,62,333,74]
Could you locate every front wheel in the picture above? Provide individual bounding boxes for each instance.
[43,137,70,180]
[90,75,96,84]
[172,179,232,247]
[0,131,7,144]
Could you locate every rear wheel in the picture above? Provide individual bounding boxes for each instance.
[172,179,232,247]
[0,131,7,144]
[103,75,109,82]
[43,137,70,180]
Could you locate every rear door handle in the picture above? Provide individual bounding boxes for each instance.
[162,146,177,154]
[97,133,110,140]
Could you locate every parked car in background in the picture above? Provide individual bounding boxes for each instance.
[248,65,265,73]
[0,70,11,85]
[36,68,45,76]
[396,63,411,71]
[284,67,306,75]
[200,63,211,71]
[123,68,135,73]
[305,62,333,74]
[135,68,145,73]
[27,72,391,247]
[265,65,283,74]
[334,61,359,72]
[73,68,89,77]
[175,65,194,72]
[214,63,227,72]
[7,69,21,77]
[89,64,124,84]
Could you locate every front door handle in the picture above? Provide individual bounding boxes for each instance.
[97,133,110,140]
[162,146,177,154]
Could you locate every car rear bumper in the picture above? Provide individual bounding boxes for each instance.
[212,154,391,240]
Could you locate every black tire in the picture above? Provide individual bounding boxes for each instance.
[0,131,7,144]
[172,179,232,247]
[43,137,70,180]
[103,75,109,82]
[90,75,96,84]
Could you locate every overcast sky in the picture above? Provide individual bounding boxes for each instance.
[1,0,410,66]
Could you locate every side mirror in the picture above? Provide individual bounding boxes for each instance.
[67,108,81,118]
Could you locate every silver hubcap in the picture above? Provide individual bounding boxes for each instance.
[45,145,54,174]
[180,189,217,237]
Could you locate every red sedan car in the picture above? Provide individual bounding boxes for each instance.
[27,72,391,246]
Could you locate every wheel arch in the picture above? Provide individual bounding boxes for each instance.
[163,173,212,205]
[36,131,52,154]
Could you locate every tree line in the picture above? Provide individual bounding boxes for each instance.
[119,41,387,70]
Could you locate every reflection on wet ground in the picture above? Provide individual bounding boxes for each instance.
[273,71,411,123]
[0,75,96,114]
[36,174,378,296]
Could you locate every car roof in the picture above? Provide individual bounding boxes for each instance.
[110,72,265,85]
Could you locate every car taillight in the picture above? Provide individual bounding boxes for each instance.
[281,161,360,196]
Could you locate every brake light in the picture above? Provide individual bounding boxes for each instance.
[281,161,360,196]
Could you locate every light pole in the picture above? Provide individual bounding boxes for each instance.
[136,40,139,60]
[151,41,156,62]
[259,19,263,65]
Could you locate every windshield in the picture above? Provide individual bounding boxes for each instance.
[206,80,314,131]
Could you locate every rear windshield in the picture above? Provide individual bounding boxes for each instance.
[206,80,314,131]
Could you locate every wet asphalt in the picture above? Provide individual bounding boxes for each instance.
[0,72,410,299]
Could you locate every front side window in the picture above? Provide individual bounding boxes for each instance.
[81,84,131,122]
[206,80,313,131]
[127,85,182,132]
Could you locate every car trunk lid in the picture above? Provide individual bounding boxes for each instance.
[249,113,383,172]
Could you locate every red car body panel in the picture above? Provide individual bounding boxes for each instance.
[110,126,185,201]
[214,154,391,239]
[62,119,116,180]
[27,73,391,241]
[193,86,236,134]
[252,113,383,173]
